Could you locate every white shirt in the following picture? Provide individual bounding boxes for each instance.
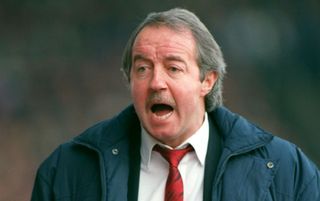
[138,113,209,201]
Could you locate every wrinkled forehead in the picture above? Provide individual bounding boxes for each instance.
[134,24,197,52]
[132,25,197,61]
[135,24,193,43]
[137,23,190,39]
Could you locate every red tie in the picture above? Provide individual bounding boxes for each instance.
[154,144,194,201]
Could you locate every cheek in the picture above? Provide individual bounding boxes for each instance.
[175,85,201,106]
[131,82,147,105]
[178,83,205,110]
[130,80,140,95]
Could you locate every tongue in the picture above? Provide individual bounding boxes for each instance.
[152,104,173,116]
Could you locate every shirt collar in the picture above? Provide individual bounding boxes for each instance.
[140,113,209,169]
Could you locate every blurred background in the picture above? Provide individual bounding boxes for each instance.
[0,0,319,200]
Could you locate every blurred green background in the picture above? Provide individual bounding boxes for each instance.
[0,1,319,200]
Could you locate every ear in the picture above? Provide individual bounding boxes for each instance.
[200,71,218,97]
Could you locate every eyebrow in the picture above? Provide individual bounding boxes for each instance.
[164,55,186,63]
[133,54,151,63]
[132,54,187,65]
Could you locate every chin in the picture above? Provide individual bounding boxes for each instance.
[153,129,179,142]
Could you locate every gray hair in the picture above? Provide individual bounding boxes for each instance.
[121,8,226,111]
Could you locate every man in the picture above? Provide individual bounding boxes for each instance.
[31,8,320,201]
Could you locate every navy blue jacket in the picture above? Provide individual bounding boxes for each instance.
[31,105,320,201]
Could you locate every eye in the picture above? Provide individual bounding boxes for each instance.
[169,66,178,72]
[132,65,151,78]
[133,64,150,74]
[137,66,147,73]
[168,66,181,73]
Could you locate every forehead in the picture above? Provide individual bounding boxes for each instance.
[132,25,197,59]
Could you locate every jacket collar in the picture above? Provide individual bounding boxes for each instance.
[72,105,274,201]
[210,107,273,154]
[74,105,273,157]
[73,105,140,152]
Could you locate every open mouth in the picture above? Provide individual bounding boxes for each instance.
[151,104,174,119]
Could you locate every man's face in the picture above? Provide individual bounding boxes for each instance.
[130,26,216,147]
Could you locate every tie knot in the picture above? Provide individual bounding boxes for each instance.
[154,144,194,167]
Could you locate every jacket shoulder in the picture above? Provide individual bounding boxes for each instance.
[73,105,139,148]
[32,141,102,200]
[32,105,139,200]
[264,135,318,172]
[36,140,100,181]
[212,107,320,200]
[264,136,320,199]
[36,105,139,176]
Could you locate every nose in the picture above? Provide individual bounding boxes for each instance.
[149,67,167,91]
